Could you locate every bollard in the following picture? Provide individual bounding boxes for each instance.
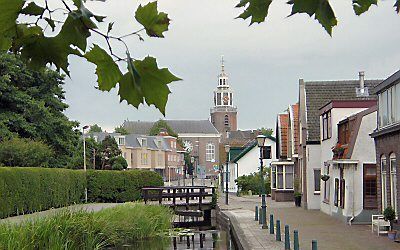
[276,220,281,241]
[312,240,317,250]
[294,230,299,250]
[269,214,274,234]
[255,206,259,221]
[285,225,290,250]
[259,207,262,225]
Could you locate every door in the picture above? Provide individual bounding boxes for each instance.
[363,164,378,209]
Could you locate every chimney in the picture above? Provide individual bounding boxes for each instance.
[356,71,369,97]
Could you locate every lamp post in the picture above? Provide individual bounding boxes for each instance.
[257,135,267,228]
[224,144,230,205]
[82,125,90,203]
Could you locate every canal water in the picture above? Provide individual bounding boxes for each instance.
[117,223,236,250]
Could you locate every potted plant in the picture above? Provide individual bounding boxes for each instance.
[321,174,330,182]
[294,192,302,207]
[383,206,397,240]
[332,143,346,159]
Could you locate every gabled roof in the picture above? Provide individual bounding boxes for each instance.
[289,103,299,155]
[122,120,219,135]
[277,114,289,158]
[88,132,169,150]
[231,135,276,163]
[303,79,381,142]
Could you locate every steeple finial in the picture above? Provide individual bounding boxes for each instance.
[221,55,225,72]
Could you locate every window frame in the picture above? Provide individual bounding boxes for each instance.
[322,111,332,140]
[206,143,215,162]
[390,153,397,217]
[381,155,388,211]
[272,164,294,191]
[314,169,321,193]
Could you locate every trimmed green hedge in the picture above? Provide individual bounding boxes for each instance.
[87,170,163,203]
[0,167,85,219]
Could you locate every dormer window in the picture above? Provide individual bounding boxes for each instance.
[117,137,125,146]
[157,140,162,148]
[142,138,147,147]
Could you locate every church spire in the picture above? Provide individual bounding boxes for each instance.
[221,55,225,73]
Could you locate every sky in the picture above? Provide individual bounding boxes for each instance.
[62,0,400,132]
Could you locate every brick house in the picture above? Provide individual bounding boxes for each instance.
[371,70,400,223]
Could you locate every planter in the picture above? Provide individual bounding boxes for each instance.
[388,231,397,240]
[294,195,301,207]
[321,175,330,182]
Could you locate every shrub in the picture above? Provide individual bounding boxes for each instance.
[0,137,54,167]
[235,171,271,195]
[0,167,85,219]
[87,170,163,203]
[0,203,173,249]
[111,156,128,170]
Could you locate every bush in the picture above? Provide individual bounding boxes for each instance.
[0,167,85,219]
[87,170,163,203]
[0,138,54,167]
[235,171,271,195]
[111,156,128,170]
[0,203,173,249]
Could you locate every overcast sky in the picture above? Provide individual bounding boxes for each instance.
[62,0,400,132]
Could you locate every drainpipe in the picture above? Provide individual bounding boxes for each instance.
[349,164,356,225]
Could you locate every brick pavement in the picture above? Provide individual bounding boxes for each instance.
[222,194,400,250]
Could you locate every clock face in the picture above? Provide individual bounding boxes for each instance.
[223,95,229,102]
[183,140,193,153]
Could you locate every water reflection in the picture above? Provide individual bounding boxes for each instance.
[124,227,235,250]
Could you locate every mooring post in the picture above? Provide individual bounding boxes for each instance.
[276,220,281,241]
[312,240,317,250]
[285,225,290,250]
[294,230,299,250]
[259,207,262,224]
[269,214,274,234]
[255,206,259,221]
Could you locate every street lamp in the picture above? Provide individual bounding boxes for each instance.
[224,144,230,205]
[82,125,89,203]
[257,134,267,228]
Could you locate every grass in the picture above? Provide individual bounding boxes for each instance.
[0,203,173,250]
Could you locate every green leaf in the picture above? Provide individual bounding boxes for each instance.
[0,37,12,51]
[44,18,56,31]
[107,22,114,34]
[288,0,337,36]
[58,14,91,51]
[118,57,181,115]
[21,2,45,16]
[12,24,43,51]
[135,1,170,37]
[395,0,400,13]
[235,0,273,25]
[352,0,377,15]
[0,0,24,34]
[84,45,122,91]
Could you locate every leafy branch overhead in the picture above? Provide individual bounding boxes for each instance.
[0,0,398,116]
[1,0,180,114]
[236,0,399,35]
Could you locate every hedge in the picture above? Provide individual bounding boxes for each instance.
[87,169,163,203]
[0,167,85,219]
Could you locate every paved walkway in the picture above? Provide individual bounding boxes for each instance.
[0,203,121,224]
[222,194,400,250]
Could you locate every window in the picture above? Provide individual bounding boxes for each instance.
[141,153,148,165]
[314,169,321,192]
[224,115,229,127]
[340,178,345,209]
[262,146,272,159]
[363,164,377,209]
[338,122,350,144]
[217,93,221,105]
[206,143,215,162]
[158,153,163,166]
[157,140,162,148]
[219,79,222,85]
[272,164,294,190]
[379,84,400,128]
[334,178,339,207]
[271,166,276,189]
[118,137,125,145]
[322,111,331,140]
[390,153,397,217]
[230,93,233,106]
[324,165,330,202]
[381,155,388,211]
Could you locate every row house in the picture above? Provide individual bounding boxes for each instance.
[371,70,400,225]
[123,120,220,178]
[298,73,381,209]
[319,99,377,223]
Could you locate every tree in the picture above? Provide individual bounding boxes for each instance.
[69,137,100,170]
[1,1,396,116]
[98,135,121,169]
[259,127,273,137]
[110,155,128,170]
[0,53,80,167]
[114,126,128,135]
[89,124,102,133]
[149,119,178,137]
[0,137,54,167]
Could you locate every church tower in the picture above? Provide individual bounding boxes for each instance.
[210,56,238,139]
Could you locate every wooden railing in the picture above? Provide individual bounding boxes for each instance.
[141,186,216,209]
